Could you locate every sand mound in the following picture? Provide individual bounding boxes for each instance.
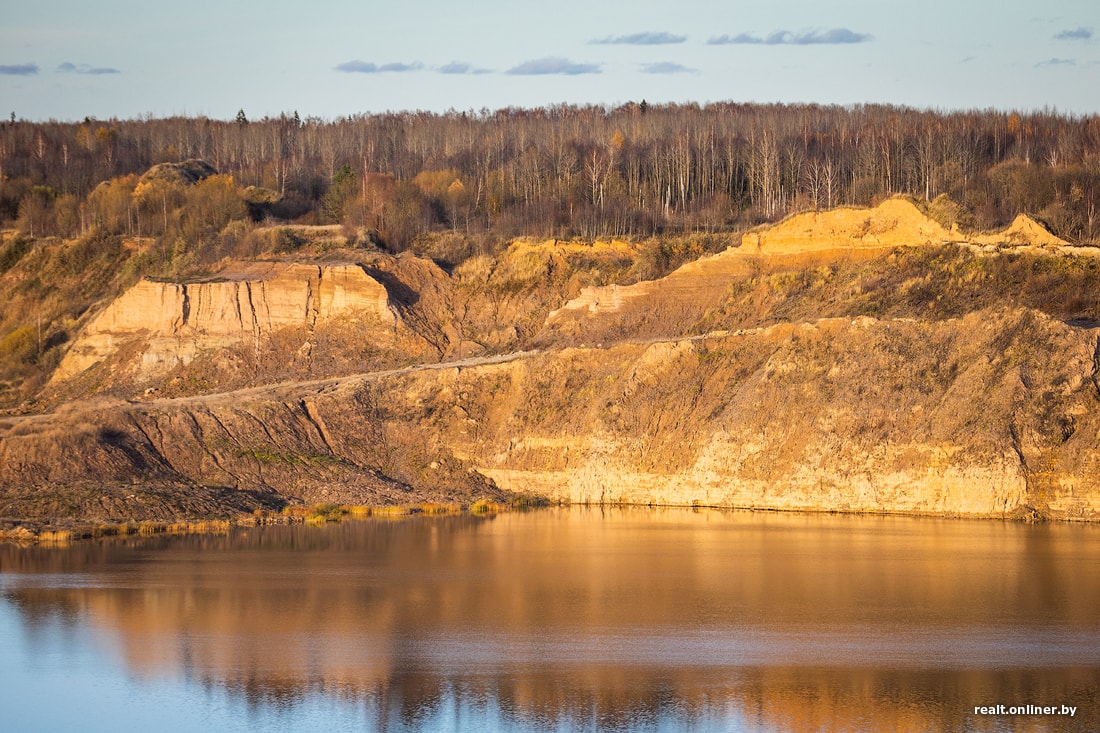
[547,199,1078,333]
[973,214,1069,247]
[742,198,1071,254]
[741,198,954,254]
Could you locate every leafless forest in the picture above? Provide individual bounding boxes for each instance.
[2,102,1099,255]
[3,101,1100,409]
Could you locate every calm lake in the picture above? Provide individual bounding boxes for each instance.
[1,507,1098,732]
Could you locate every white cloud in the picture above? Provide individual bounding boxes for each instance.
[1054,27,1092,41]
[640,62,698,74]
[506,57,601,75]
[57,62,121,75]
[709,28,872,45]
[590,32,687,45]
[0,62,39,76]
[335,60,424,73]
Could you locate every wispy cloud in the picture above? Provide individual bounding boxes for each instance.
[335,60,424,73]
[709,33,762,45]
[0,63,39,76]
[506,57,601,75]
[590,32,687,45]
[57,62,120,75]
[709,28,872,45]
[1054,27,1093,41]
[640,62,698,74]
[1035,57,1076,67]
[437,61,492,75]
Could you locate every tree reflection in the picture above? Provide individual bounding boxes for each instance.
[3,509,1099,732]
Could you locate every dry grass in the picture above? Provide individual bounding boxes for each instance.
[415,502,463,515]
[271,498,522,524]
[470,499,505,514]
[4,496,548,544]
[13,518,235,544]
[37,529,73,545]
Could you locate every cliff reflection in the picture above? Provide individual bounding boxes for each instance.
[3,508,1099,732]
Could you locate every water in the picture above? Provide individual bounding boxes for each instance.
[1,507,1098,732]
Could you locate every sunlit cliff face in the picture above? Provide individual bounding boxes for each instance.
[51,262,395,384]
[4,510,1099,732]
[6,198,1100,528]
[388,306,1100,519]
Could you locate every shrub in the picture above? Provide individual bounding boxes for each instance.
[0,236,33,274]
[0,325,37,370]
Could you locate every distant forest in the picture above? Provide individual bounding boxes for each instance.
[2,102,1099,257]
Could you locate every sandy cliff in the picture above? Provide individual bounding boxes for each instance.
[5,198,1100,528]
[4,305,1098,522]
[51,262,395,384]
[383,308,1100,520]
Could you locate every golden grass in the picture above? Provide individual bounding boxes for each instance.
[470,499,505,514]
[166,520,231,534]
[37,529,73,545]
[71,519,234,540]
[369,505,411,517]
[415,502,463,515]
[278,498,532,522]
[14,498,544,544]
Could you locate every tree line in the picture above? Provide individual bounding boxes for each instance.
[2,102,1099,252]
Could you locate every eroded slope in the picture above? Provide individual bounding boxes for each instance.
[5,198,1100,528]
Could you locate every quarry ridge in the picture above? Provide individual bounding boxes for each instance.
[5,197,1100,533]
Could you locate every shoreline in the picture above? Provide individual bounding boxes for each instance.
[0,495,1068,546]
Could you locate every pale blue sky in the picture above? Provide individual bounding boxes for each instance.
[1,0,1098,121]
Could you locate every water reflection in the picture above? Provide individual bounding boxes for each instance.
[2,508,1099,732]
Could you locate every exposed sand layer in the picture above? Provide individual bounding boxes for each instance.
[52,263,394,383]
[548,198,1073,333]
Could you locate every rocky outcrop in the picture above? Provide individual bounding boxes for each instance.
[52,262,395,384]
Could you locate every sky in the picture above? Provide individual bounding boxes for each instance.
[1,0,1099,122]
